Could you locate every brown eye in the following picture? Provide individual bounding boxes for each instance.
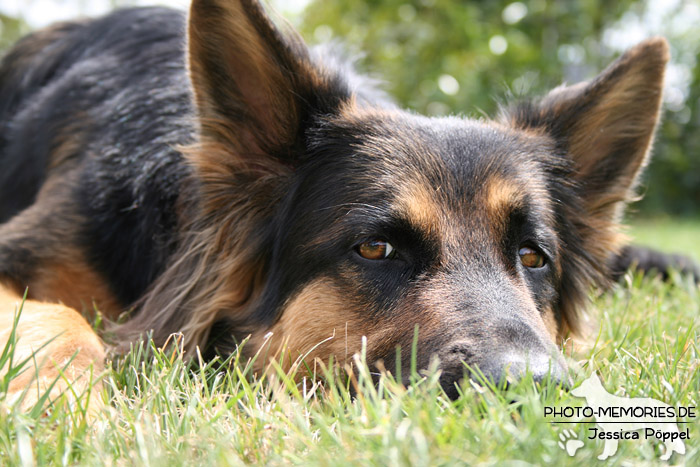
[519,246,545,269]
[357,239,395,260]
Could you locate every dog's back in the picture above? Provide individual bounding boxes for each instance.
[0,8,194,308]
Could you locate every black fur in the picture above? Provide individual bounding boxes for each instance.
[0,8,192,303]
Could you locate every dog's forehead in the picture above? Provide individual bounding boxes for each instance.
[328,108,542,173]
[319,109,552,215]
[298,109,559,261]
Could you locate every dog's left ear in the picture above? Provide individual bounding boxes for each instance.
[508,38,669,223]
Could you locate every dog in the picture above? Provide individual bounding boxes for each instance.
[0,0,685,406]
[572,374,686,460]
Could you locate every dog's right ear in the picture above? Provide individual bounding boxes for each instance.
[503,39,668,336]
[187,0,345,166]
[507,38,668,225]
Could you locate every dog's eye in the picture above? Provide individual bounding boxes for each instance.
[519,246,545,269]
[357,239,396,260]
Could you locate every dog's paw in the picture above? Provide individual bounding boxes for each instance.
[558,429,584,456]
[1,289,106,418]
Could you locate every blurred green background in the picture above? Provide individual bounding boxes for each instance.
[1,0,698,219]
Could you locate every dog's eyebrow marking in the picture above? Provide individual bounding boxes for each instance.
[484,176,526,218]
[393,180,443,235]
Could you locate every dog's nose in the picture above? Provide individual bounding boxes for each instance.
[477,348,569,385]
[438,340,569,399]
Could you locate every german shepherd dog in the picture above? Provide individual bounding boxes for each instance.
[0,0,687,405]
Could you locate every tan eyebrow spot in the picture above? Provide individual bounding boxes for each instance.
[393,180,442,235]
[484,176,525,219]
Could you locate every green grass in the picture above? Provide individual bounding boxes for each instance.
[628,216,700,261]
[0,219,698,465]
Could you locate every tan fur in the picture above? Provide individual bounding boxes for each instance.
[393,180,443,235]
[47,118,88,172]
[482,175,527,245]
[0,284,105,414]
[541,306,559,342]
[247,278,433,376]
[28,259,121,320]
[0,168,121,319]
[248,279,368,371]
[484,177,524,217]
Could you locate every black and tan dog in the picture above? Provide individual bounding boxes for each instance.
[0,0,684,405]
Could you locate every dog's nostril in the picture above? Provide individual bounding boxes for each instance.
[447,343,475,359]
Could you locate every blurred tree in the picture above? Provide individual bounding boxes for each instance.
[298,0,637,115]
[645,66,700,215]
[0,14,29,50]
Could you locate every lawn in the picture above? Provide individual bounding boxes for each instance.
[0,218,698,465]
[628,216,700,261]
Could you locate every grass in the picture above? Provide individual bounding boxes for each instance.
[627,216,700,262]
[0,218,698,465]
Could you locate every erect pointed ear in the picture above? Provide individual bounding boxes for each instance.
[503,39,668,335]
[508,38,668,218]
[187,0,343,160]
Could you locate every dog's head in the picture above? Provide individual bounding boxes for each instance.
[148,0,667,395]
